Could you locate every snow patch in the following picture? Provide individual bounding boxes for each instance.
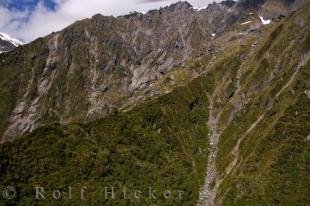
[193,6,207,11]
[241,20,252,25]
[211,33,216,39]
[0,32,23,47]
[259,16,271,25]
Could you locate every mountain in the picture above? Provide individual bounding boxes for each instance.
[0,0,309,205]
[0,0,299,142]
[0,1,239,141]
[0,32,23,53]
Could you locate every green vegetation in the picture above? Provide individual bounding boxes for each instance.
[0,2,309,206]
[215,5,310,204]
[0,73,214,205]
[219,86,310,205]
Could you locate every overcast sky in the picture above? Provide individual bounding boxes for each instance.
[0,0,219,43]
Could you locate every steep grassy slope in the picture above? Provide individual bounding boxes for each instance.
[219,78,310,205]
[212,4,310,205]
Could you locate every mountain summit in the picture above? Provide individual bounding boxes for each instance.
[0,32,23,53]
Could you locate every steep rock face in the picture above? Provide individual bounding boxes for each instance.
[0,0,304,143]
[0,1,242,141]
[259,0,304,18]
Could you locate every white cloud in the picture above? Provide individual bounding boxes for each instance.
[0,0,216,42]
[0,6,28,37]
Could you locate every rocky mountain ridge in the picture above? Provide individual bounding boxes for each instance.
[0,0,301,142]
